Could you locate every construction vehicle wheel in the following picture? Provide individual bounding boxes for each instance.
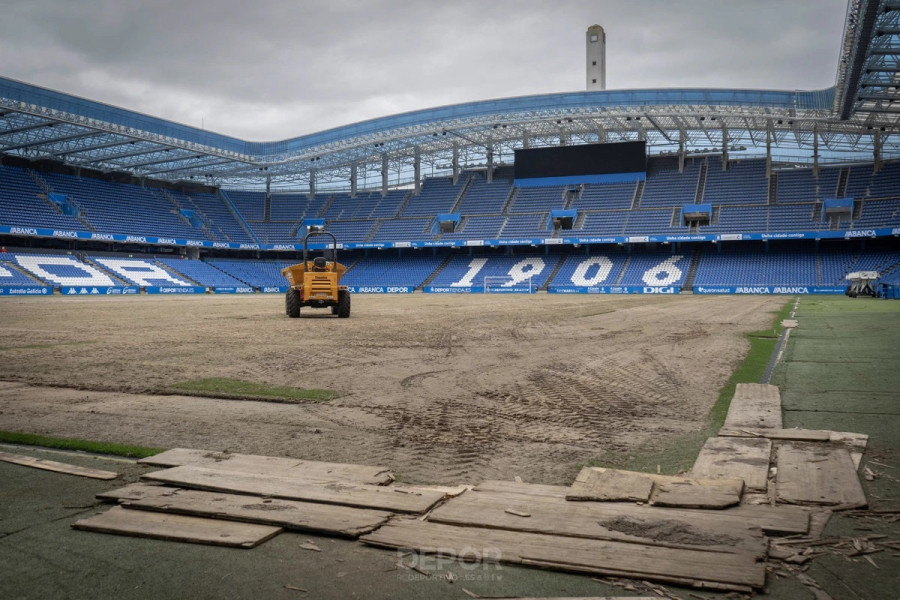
[285,288,301,318]
[337,290,351,318]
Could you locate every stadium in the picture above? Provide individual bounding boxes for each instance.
[1,1,899,599]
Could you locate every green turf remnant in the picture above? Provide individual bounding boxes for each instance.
[773,296,900,451]
[169,378,339,403]
[0,431,162,458]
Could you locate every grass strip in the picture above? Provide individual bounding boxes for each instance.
[0,430,162,458]
[707,297,795,429]
[587,297,795,475]
[169,377,339,403]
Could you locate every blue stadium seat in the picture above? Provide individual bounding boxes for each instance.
[0,165,86,231]
[429,254,561,289]
[342,254,446,288]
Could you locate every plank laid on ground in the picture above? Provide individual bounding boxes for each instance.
[781,319,799,328]
[142,465,445,513]
[473,480,569,498]
[723,383,783,430]
[73,506,281,548]
[569,467,743,509]
[97,482,174,502]
[428,487,767,557]
[566,468,654,502]
[650,479,742,509]
[474,479,808,535]
[829,431,869,469]
[475,486,807,535]
[718,428,831,442]
[361,519,765,591]
[717,429,869,468]
[0,451,118,480]
[102,483,391,537]
[139,448,393,485]
[775,443,867,508]
[691,436,772,492]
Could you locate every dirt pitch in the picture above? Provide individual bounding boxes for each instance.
[0,293,785,485]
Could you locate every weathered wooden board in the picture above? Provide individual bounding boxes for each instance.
[775,444,867,508]
[718,428,831,442]
[0,451,118,480]
[650,479,742,509]
[472,487,807,535]
[475,480,807,535]
[691,437,772,492]
[727,503,810,535]
[717,429,868,469]
[781,319,799,328]
[72,506,281,548]
[362,519,765,591]
[428,487,767,557]
[829,431,869,469]
[566,468,654,502]
[723,383,783,430]
[569,467,743,509]
[97,482,174,502]
[473,480,569,498]
[142,465,445,513]
[139,448,393,485]
[103,484,391,537]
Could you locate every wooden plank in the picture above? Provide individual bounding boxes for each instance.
[139,448,393,485]
[829,432,868,469]
[569,467,743,509]
[473,480,569,498]
[691,436,772,492]
[468,487,807,536]
[361,519,765,591]
[781,319,799,328]
[477,479,807,535]
[717,429,868,469]
[142,465,446,514]
[718,428,831,442]
[102,484,391,537]
[775,443,867,508]
[566,468,654,502]
[0,451,118,480]
[723,383,782,430]
[72,506,281,548]
[650,479,742,509]
[97,482,175,502]
[428,487,767,557]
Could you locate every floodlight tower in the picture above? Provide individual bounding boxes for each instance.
[586,24,606,90]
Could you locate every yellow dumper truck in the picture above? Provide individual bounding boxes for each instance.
[281,230,350,318]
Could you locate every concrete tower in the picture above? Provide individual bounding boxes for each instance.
[586,24,606,90]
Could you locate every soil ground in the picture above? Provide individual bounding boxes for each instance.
[0,293,784,485]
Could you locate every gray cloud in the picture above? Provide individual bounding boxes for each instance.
[0,0,848,140]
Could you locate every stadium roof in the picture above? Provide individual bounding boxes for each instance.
[1,0,898,192]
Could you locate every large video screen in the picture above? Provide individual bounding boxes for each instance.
[514,141,646,180]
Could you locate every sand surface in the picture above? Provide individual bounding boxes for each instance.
[0,293,784,484]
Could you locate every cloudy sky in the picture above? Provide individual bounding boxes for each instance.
[1,0,849,141]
